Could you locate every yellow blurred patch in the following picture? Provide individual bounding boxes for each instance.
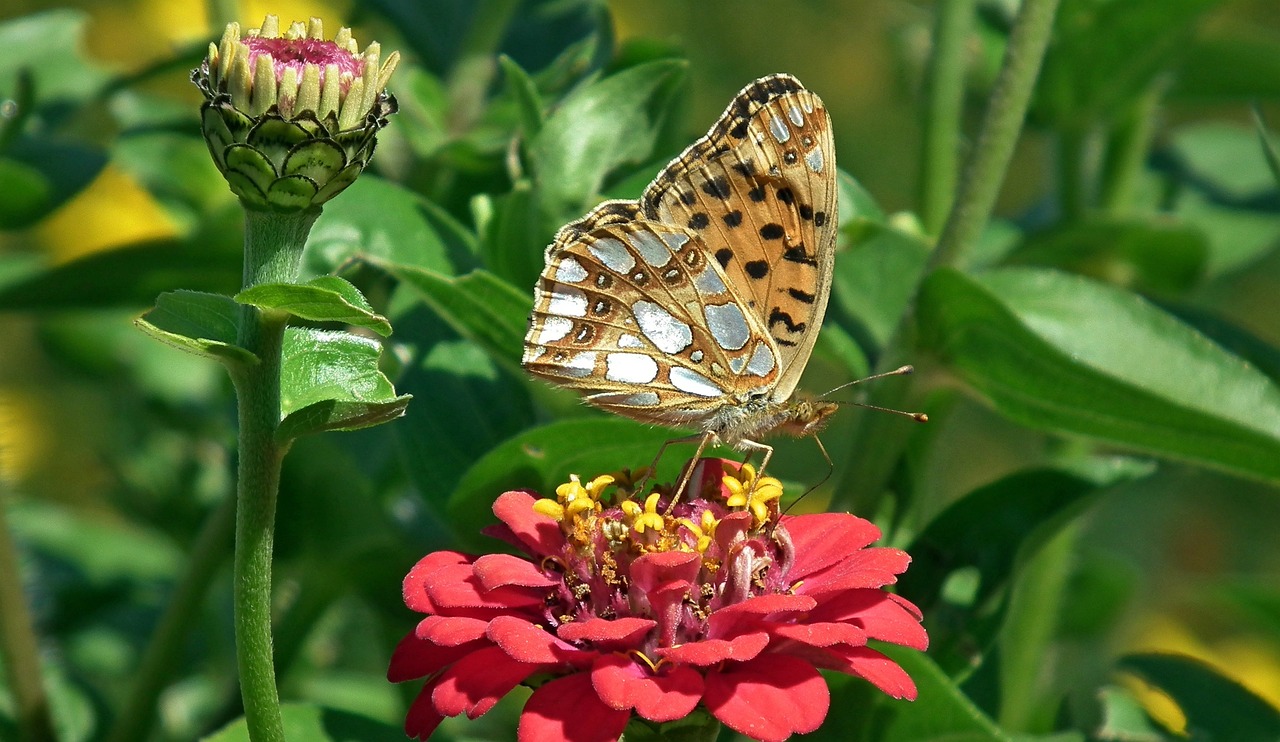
[1125,614,1280,730]
[88,0,352,66]
[0,389,49,485]
[35,165,177,263]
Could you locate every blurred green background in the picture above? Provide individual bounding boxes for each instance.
[3,0,1280,740]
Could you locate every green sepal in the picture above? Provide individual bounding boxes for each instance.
[281,138,348,182]
[134,290,257,366]
[277,327,410,441]
[234,276,392,337]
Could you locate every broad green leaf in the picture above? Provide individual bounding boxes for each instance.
[0,239,240,310]
[1117,653,1280,740]
[0,156,53,228]
[391,302,535,505]
[1161,304,1280,385]
[382,263,531,376]
[303,176,454,277]
[499,55,546,138]
[531,59,686,219]
[838,168,886,228]
[135,290,256,365]
[235,276,392,336]
[918,268,1280,484]
[480,181,550,291]
[850,644,1009,742]
[899,468,1117,675]
[1173,188,1280,277]
[0,10,108,103]
[1254,107,1280,190]
[9,499,183,584]
[202,703,404,742]
[1004,218,1208,295]
[832,222,930,350]
[1170,122,1278,200]
[446,418,677,550]
[277,327,411,440]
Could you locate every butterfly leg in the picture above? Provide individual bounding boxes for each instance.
[733,438,776,499]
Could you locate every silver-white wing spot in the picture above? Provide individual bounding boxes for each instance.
[536,316,573,343]
[548,284,588,317]
[695,266,728,296]
[805,146,824,174]
[670,367,724,398]
[633,300,693,354]
[588,238,636,273]
[769,115,790,144]
[605,352,659,384]
[745,341,776,377]
[704,303,749,351]
[618,333,644,349]
[555,257,588,283]
[559,351,597,378]
[628,231,672,267]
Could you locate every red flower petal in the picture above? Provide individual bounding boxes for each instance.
[825,645,918,700]
[423,560,545,611]
[493,490,566,557]
[793,547,911,594]
[404,551,473,613]
[707,593,816,639]
[783,513,883,580]
[432,645,543,718]
[488,615,590,666]
[656,632,769,665]
[387,632,487,683]
[591,653,703,722]
[771,620,867,649]
[557,616,655,645]
[474,553,560,589]
[703,655,829,742]
[404,678,446,740]
[518,672,631,742]
[415,615,490,645]
[809,592,928,650]
[631,550,701,592]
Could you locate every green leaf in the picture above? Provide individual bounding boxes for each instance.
[446,418,677,550]
[0,156,53,229]
[202,702,405,742]
[838,168,886,227]
[277,327,411,440]
[499,55,546,138]
[918,268,1280,484]
[1004,218,1208,295]
[1254,106,1280,190]
[0,10,109,104]
[858,644,1009,742]
[900,468,1125,674]
[135,290,256,365]
[530,59,686,219]
[480,181,550,291]
[1117,653,1280,740]
[1170,122,1279,200]
[0,239,240,310]
[1096,685,1166,741]
[1172,34,1280,101]
[235,276,392,337]
[832,222,930,350]
[382,263,531,376]
[1173,187,1280,277]
[304,176,455,277]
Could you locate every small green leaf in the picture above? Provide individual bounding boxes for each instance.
[382,263,531,376]
[447,418,677,550]
[499,55,546,138]
[1004,218,1208,295]
[235,276,392,336]
[202,702,405,742]
[1118,653,1280,740]
[1170,122,1279,200]
[531,59,686,219]
[832,222,930,350]
[918,268,1280,484]
[304,176,454,277]
[480,181,550,291]
[277,327,410,440]
[0,157,53,228]
[838,168,886,227]
[135,290,256,365]
[1096,685,1166,741]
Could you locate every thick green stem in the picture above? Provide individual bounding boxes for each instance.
[919,0,976,236]
[834,0,1061,514]
[1099,79,1166,216]
[999,520,1079,733]
[1056,125,1088,220]
[105,494,237,742]
[0,481,57,742]
[229,207,316,742]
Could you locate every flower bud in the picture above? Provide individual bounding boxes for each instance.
[192,16,399,211]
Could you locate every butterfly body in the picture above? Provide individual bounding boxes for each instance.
[523,73,837,462]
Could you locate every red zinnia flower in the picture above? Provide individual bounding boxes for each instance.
[388,459,927,741]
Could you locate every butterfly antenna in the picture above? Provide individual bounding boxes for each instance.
[822,365,929,422]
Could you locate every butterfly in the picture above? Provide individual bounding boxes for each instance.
[522,73,840,481]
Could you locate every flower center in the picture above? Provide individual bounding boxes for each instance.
[244,36,362,93]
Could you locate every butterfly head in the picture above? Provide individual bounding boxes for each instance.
[774,398,839,439]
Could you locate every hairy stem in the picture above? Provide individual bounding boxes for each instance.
[835,0,1062,514]
[919,0,976,236]
[229,207,316,742]
[0,478,57,742]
